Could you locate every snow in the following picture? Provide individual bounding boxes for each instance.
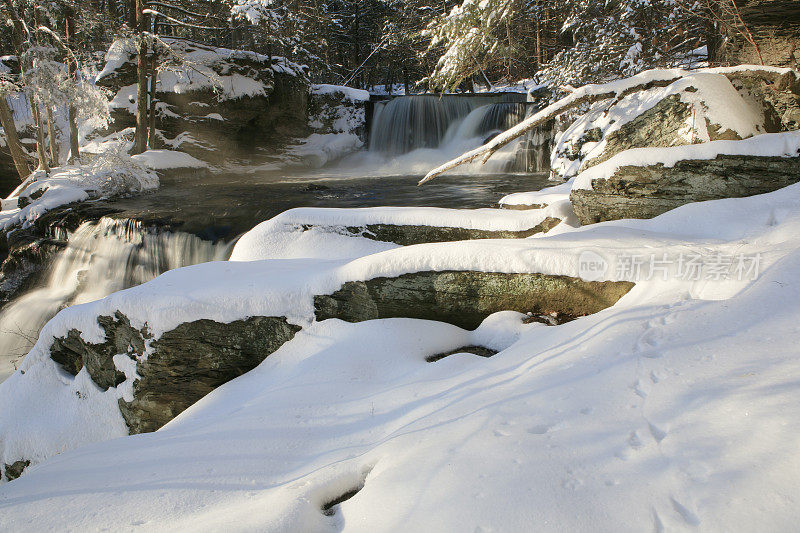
[98,38,307,103]
[499,180,573,207]
[131,149,208,170]
[572,130,800,190]
[4,176,800,527]
[232,203,573,263]
[284,133,364,168]
[96,38,137,82]
[0,162,158,231]
[311,84,370,102]
[551,71,767,179]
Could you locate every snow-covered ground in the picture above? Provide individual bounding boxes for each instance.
[2,178,800,529]
[0,159,157,230]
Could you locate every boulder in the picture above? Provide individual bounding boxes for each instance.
[49,311,301,434]
[2,459,29,481]
[307,84,369,141]
[570,154,800,224]
[551,73,768,180]
[314,270,635,330]
[95,38,310,164]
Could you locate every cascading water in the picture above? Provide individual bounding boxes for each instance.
[0,218,231,383]
[363,94,554,175]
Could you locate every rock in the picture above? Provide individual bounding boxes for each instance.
[307,85,369,141]
[499,203,548,210]
[0,236,65,308]
[570,154,800,224]
[314,270,635,330]
[722,0,800,68]
[426,345,498,362]
[309,218,561,246]
[731,75,800,132]
[3,459,29,481]
[552,74,767,180]
[49,311,301,433]
[95,38,310,165]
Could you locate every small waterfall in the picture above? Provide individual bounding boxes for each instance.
[368,95,526,154]
[0,218,231,383]
[364,94,553,175]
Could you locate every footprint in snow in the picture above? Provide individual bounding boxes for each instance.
[670,497,701,526]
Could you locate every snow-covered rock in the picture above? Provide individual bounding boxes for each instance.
[282,84,371,167]
[551,72,768,180]
[4,181,800,528]
[95,38,310,164]
[569,131,800,224]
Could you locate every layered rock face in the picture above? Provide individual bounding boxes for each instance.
[561,71,800,224]
[551,73,770,181]
[315,271,635,330]
[722,0,800,68]
[571,154,800,224]
[95,39,310,164]
[49,311,301,434]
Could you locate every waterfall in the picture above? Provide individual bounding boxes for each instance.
[363,94,553,175]
[0,218,231,383]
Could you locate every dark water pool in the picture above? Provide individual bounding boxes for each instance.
[94,170,552,240]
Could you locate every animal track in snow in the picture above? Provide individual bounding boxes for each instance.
[670,497,701,526]
[647,421,667,443]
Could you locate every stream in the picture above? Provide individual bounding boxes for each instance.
[0,93,555,383]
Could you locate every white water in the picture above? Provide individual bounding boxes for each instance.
[0,218,231,383]
[328,95,552,176]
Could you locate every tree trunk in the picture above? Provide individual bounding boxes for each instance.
[30,98,50,173]
[0,98,31,180]
[147,56,158,149]
[46,107,59,167]
[131,0,150,155]
[66,11,81,163]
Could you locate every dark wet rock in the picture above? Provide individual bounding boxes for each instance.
[570,154,800,224]
[314,270,635,330]
[49,311,301,434]
[426,345,498,362]
[0,236,64,307]
[305,217,561,246]
[17,186,47,209]
[500,203,548,210]
[3,459,29,481]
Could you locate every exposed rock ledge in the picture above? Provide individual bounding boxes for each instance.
[49,312,301,434]
[31,270,631,440]
[315,270,635,330]
[304,218,561,246]
[571,154,800,224]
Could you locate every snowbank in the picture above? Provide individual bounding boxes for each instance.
[0,161,157,230]
[498,180,573,207]
[283,133,364,169]
[131,149,208,170]
[98,38,307,101]
[311,84,370,102]
[572,130,800,190]
[4,180,800,528]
